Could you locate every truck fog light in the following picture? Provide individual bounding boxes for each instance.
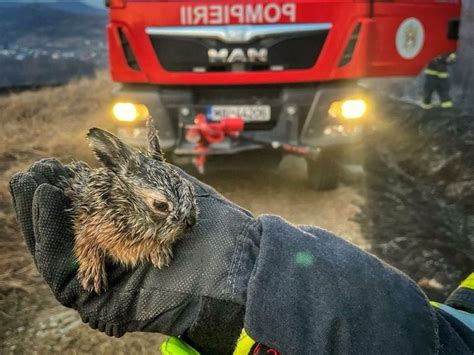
[341,99,367,119]
[112,102,149,123]
[329,98,367,120]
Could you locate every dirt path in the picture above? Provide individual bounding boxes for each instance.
[201,156,364,245]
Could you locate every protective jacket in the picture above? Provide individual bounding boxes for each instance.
[187,215,474,354]
[241,216,473,354]
[425,53,456,78]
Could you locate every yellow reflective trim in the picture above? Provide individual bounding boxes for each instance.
[234,329,256,355]
[430,301,441,309]
[424,69,449,78]
[420,103,432,109]
[424,69,438,76]
[441,101,453,108]
[460,273,474,290]
[447,53,457,63]
[161,337,200,355]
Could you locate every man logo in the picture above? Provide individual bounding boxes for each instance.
[208,48,268,64]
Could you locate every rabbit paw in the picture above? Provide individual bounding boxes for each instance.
[150,247,173,269]
[77,256,107,294]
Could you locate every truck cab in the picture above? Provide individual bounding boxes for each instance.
[106,0,460,189]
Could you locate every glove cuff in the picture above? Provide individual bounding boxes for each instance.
[184,297,245,355]
[182,219,262,354]
[227,218,262,305]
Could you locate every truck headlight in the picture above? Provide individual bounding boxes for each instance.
[329,99,367,120]
[112,102,149,123]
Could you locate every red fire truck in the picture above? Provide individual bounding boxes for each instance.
[105,0,460,189]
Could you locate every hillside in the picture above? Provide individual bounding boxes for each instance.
[0,3,107,88]
[44,2,107,15]
[0,3,106,44]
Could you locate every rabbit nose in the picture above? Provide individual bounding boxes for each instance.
[186,216,196,228]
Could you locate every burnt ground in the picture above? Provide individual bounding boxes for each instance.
[358,97,474,301]
[0,74,470,354]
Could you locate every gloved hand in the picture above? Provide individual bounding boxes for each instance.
[9,159,261,354]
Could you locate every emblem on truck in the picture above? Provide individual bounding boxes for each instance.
[396,17,425,59]
[208,48,268,64]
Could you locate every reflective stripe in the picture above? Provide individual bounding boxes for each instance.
[161,337,200,355]
[234,329,256,355]
[424,69,438,76]
[420,103,432,109]
[460,273,474,290]
[432,303,474,330]
[424,69,449,78]
[447,53,457,63]
[441,101,453,108]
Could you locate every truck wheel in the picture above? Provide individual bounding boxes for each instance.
[306,152,340,190]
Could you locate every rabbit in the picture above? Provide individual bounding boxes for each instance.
[62,118,198,294]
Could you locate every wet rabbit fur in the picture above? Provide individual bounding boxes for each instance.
[62,119,198,294]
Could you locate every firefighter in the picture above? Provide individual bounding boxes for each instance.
[421,52,457,109]
[9,159,474,354]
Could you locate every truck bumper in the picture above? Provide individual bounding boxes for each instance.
[111,82,369,156]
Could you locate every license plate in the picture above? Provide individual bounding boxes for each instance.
[208,105,271,122]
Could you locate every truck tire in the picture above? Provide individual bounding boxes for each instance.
[306,151,340,190]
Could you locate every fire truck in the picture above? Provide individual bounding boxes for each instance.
[105,0,460,189]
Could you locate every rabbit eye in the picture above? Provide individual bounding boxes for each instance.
[153,200,169,213]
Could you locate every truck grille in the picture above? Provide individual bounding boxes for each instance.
[148,25,329,72]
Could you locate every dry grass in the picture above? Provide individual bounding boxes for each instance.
[0,72,113,294]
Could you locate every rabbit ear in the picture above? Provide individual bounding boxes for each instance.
[146,117,164,162]
[87,128,135,173]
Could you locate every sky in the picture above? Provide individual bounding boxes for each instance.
[1,0,104,8]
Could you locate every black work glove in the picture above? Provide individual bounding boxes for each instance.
[9,159,261,354]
